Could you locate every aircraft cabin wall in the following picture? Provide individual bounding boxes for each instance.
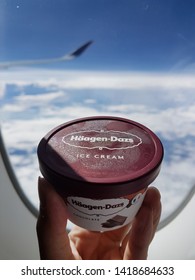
[0,148,39,259]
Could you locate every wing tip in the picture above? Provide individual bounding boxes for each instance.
[70,40,94,58]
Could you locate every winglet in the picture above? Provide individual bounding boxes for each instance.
[68,40,93,58]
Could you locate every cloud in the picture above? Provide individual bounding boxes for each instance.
[1,68,195,91]
[15,91,65,103]
[0,82,6,98]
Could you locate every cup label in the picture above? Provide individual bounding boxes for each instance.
[65,189,146,231]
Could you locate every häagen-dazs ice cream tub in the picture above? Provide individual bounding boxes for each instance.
[37,116,163,231]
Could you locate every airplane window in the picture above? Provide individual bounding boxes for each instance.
[0,0,195,227]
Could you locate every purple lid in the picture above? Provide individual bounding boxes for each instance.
[37,116,163,198]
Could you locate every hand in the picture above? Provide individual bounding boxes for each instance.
[36,177,161,260]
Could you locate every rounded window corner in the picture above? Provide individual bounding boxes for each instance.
[0,128,39,218]
[157,184,195,231]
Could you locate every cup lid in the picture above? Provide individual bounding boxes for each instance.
[37,116,163,197]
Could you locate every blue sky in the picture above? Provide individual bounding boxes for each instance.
[1,0,195,71]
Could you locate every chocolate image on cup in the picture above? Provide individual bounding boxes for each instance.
[37,116,164,232]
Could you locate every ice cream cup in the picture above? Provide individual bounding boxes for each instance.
[37,116,163,231]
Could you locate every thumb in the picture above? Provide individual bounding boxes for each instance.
[36,177,74,259]
[123,187,161,260]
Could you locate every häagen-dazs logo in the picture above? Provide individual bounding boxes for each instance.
[62,130,142,150]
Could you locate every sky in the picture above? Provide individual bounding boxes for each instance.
[1,0,195,71]
[1,0,195,224]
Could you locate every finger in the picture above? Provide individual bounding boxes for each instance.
[36,177,75,259]
[123,187,161,260]
[103,223,132,246]
[144,187,162,240]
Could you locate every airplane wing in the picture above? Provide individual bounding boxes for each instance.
[0,40,93,69]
